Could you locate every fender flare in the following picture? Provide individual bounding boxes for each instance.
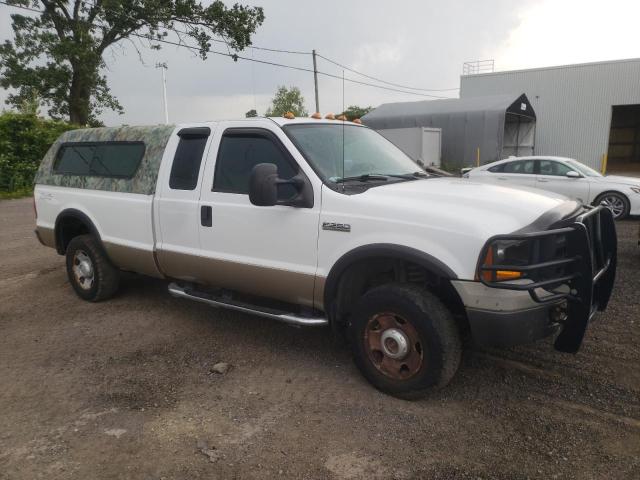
[323,243,458,311]
[54,208,103,255]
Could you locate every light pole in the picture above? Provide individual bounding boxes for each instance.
[155,62,169,124]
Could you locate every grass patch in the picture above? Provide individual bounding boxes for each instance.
[0,187,33,200]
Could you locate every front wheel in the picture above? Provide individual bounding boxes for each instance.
[595,192,630,220]
[348,284,462,399]
[65,234,120,302]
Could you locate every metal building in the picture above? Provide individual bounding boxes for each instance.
[362,93,536,169]
[460,57,640,173]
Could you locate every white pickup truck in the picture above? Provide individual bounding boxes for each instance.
[34,116,617,398]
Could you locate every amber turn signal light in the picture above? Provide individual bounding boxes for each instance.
[479,247,522,282]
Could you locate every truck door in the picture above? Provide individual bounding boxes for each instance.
[197,123,321,308]
[155,126,214,280]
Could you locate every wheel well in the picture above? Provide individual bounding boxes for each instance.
[55,211,96,255]
[327,256,467,333]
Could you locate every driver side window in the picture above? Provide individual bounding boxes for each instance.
[213,130,297,199]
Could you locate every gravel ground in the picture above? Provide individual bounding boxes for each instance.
[0,197,639,479]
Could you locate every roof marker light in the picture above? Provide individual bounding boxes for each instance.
[310,112,322,119]
[353,118,362,124]
[336,114,347,121]
[324,113,335,120]
[283,112,295,119]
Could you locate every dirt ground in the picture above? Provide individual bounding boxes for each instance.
[1,197,639,480]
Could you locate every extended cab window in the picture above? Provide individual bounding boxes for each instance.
[213,131,296,196]
[169,128,211,190]
[54,142,145,178]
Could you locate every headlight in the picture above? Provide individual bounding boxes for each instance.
[479,239,530,282]
[631,186,640,194]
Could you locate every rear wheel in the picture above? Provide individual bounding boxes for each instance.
[348,284,462,399]
[595,192,630,220]
[65,234,119,301]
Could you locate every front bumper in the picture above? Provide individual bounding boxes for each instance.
[465,304,561,348]
[452,281,562,347]
[473,206,617,353]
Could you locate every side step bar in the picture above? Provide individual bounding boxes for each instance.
[168,283,328,327]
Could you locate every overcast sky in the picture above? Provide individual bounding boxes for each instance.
[1,0,639,126]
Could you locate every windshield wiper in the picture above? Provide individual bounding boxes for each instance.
[387,171,429,179]
[334,171,428,184]
[334,174,390,184]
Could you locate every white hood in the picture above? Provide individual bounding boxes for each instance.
[357,178,577,239]
[320,178,582,280]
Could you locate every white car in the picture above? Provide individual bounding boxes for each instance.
[464,156,640,219]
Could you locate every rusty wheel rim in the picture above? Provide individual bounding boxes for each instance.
[364,312,424,380]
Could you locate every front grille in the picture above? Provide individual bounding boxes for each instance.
[477,205,617,353]
[477,206,616,305]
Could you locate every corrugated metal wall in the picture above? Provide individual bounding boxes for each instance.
[459,58,640,170]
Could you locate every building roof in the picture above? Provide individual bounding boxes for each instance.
[362,93,535,130]
[460,56,640,79]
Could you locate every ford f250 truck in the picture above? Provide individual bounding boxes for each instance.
[34,116,617,398]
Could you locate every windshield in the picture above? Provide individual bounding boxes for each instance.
[565,159,602,177]
[284,124,423,182]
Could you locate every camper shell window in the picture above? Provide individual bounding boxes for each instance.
[54,142,146,178]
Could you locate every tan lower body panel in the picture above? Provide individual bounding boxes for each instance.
[158,249,318,309]
[103,242,163,279]
[35,226,56,249]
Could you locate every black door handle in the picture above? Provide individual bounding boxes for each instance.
[201,205,212,227]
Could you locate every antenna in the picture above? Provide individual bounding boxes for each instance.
[250,47,257,112]
[342,69,345,191]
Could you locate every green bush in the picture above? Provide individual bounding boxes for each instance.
[0,112,76,193]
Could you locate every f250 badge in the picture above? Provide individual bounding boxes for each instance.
[322,222,351,233]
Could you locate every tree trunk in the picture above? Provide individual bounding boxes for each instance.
[68,65,92,125]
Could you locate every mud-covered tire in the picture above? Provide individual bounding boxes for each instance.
[65,234,119,302]
[348,283,462,399]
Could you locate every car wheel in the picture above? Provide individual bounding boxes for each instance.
[65,234,120,301]
[595,192,630,220]
[348,283,462,399]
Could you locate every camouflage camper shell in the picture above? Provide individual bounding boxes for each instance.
[35,125,176,195]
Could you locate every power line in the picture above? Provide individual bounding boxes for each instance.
[134,33,451,98]
[316,53,459,92]
[0,0,455,99]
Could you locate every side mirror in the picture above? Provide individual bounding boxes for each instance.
[248,163,313,208]
[566,170,581,178]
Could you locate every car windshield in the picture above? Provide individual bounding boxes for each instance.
[283,124,424,183]
[565,159,602,177]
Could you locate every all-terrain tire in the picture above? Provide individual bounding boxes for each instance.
[348,283,462,399]
[65,234,120,302]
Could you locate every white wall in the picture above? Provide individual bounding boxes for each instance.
[460,58,640,170]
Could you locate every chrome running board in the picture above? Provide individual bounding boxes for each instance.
[168,283,328,327]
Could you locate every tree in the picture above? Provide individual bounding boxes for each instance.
[0,1,264,126]
[0,111,76,192]
[245,108,257,118]
[265,86,307,117]
[338,105,373,121]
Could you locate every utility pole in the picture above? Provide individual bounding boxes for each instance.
[312,50,319,113]
[155,62,169,124]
